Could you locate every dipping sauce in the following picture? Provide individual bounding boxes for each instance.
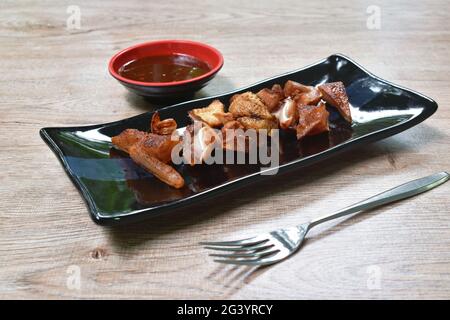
[118,54,211,83]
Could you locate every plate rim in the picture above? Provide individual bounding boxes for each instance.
[40,53,438,225]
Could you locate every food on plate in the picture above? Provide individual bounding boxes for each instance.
[318,82,352,122]
[151,112,177,135]
[236,116,278,135]
[221,120,258,153]
[129,141,184,189]
[137,133,180,164]
[229,92,274,120]
[112,128,179,163]
[228,91,278,134]
[182,123,221,165]
[257,84,284,112]
[293,86,322,106]
[283,80,311,97]
[111,129,147,154]
[295,101,330,140]
[189,99,231,128]
[111,120,184,188]
[271,97,297,130]
[111,78,352,188]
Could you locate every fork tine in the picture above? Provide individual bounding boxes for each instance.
[199,237,267,247]
[213,253,282,266]
[203,243,273,252]
[209,249,278,259]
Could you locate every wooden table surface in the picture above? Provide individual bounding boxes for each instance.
[1,0,449,299]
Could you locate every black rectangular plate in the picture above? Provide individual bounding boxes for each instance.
[40,54,438,225]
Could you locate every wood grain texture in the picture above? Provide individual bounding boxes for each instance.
[0,0,449,299]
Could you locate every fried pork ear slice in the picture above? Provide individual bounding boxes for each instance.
[138,132,180,164]
[296,101,330,140]
[318,82,352,122]
[293,86,322,106]
[151,112,177,135]
[272,97,298,130]
[111,129,148,154]
[182,123,222,165]
[229,92,274,120]
[129,142,184,189]
[284,80,311,98]
[189,99,230,128]
[257,84,285,112]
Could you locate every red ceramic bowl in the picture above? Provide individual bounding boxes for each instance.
[108,40,224,98]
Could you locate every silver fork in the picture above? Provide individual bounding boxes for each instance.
[201,171,449,266]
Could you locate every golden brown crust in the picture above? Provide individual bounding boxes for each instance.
[293,87,322,106]
[296,101,329,140]
[221,120,252,153]
[189,99,227,127]
[237,116,278,134]
[257,85,285,112]
[112,128,180,164]
[111,129,147,154]
[213,111,234,125]
[139,133,180,164]
[150,112,177,135]
[229,92,274,120]
[129,143,184,189]
[318,82,352,122]
[283,80,311,98]
[271,84,284,98]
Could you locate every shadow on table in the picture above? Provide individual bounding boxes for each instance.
[208,190,417,297]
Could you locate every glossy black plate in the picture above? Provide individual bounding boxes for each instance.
[40,54,437,225]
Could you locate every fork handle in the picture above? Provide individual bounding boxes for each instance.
[308,171,449,229]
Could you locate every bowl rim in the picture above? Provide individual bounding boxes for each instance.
[108,39,224,87]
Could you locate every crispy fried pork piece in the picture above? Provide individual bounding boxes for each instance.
[150,112,177,135]
[318,82,352,122]
[307,104,330,136]
[271,84,284,97]
[237,116,278,135]
[189,99,230,128]
[112,128,180,163]
[213,110,234,125]
[222,118,260,153]
[193,125,221,164]
[221,120,257,153]
[272,97,298,130]
[257,84,285,112]
[293,86,322,106]
[129,142,184,189]
[283,80,311,98]
[296,101,330,140]
[138,132,180,164]
[111,129,148,154]
[182,123,221,165]
[222,120,245,131]
[229,92,274,120]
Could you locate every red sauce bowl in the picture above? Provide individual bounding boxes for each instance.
[109,40,224,98]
